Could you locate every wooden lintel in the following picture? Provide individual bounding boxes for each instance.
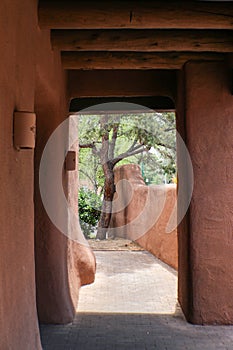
[39,1,233,30]
[68,70,177,98]
[52,29,233,53]
[62,52,224,70]
[69,96,175,112]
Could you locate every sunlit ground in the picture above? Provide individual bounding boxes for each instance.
[77,251,178,315]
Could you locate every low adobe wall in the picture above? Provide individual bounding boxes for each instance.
[110,164,178,270]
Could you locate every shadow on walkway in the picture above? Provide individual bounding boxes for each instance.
[40,311,233,350]
[40,251,233,350]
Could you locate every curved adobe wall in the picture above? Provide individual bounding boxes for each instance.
[0,1,95,349]
[111,164,178,269]
[34,19,96,325]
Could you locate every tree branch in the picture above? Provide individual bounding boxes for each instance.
[112,146,148,166]
[128,143,146,153]
[79,142,100,157]
[79,142,95,148]
[156,142,176,151]
[129,138,138,150]
[164,127,176,132]
[156,147,175,160]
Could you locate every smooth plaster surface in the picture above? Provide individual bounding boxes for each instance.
[184,61,233,324]
[111,164,178,269]
[0,1,95,349]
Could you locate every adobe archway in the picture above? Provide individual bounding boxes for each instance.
[68,61,233,324]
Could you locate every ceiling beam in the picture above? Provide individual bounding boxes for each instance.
[62,52,224,70]
[39,1,233,30]
[52,29,233,53]
[68,70,177,98]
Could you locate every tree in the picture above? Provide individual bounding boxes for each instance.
[79,111,176,239]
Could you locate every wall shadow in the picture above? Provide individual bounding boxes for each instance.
[40,311,233,350]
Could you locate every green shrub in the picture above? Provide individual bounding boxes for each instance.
[78,188,102,238]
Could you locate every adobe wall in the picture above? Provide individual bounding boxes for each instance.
[111,164,178,269]
[176,69,193,321]
[34,6,96,326]
[0,1,95,349]
[136,185,178,270]
[180,61,233,324]
[0,1,42,349]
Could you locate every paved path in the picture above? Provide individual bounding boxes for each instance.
[40,251,233,350]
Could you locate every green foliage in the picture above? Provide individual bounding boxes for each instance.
[79,111,176,186]
[117,113,176,183]
[79,148,104,193]
[78,188,102,238]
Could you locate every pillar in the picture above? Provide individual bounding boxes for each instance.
[178,60,233,324]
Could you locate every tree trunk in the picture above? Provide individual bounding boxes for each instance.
[96,163,115,240]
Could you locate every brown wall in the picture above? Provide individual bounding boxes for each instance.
[34,29,78,324]
[34,8,96,327]
[0,1,95,349]
[0,1,41,349]
[182,61,233,324]
[176,69,193,321]
[136,185,178,270]
[111,165,178,269]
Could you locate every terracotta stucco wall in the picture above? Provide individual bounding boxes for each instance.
[34,52,96,321]
[0,1,41,349]
[111,165,178,269]
[34,6,96,327]
[34,29,79,324]
[0,1,95,349]
[136,185,178,270]
[182,61,233,324]
[176,69,193,321]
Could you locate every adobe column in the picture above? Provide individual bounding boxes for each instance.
[184,61,233,324]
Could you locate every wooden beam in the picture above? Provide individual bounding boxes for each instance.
[52,29,233,53]
[39,1,233,30]
[68,70,177,98]
[62,52,224,70]
[69,96,175,112]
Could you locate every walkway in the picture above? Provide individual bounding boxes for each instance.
[40,251,233,350]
